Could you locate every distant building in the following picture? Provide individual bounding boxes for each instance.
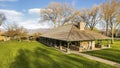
[0,30,10,41]
[38,22,110,53]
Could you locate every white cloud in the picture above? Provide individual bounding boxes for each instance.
[28,8,40,14]
[0,0,18,2]
[19,19,52,29]
[0,9,52,29]
[0,9,23,22]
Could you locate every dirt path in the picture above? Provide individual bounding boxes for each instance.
[70,51,120,68]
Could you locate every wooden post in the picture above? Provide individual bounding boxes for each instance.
[88,41,91,50]
[78,41,82,52]
[59,41,62,50]
[50,40,52,46]
[66,42,70,53]
[54,40,57,48]
[47,39,48,45]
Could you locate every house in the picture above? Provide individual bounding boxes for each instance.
[0,30,10,41]
[38,22,110,53]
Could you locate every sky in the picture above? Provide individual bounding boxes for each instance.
[0,0,106,29]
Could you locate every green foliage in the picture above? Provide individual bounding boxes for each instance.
[0,41,114,68]
[84,40,120,63]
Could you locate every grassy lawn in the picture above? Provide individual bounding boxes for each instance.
[84,40,120,64]
[0,40,115,68]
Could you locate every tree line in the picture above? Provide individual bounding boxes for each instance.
[0,0,120,43]
[40,0,120,44]
[0,14,41,41]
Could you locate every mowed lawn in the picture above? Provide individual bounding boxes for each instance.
[84,40,120,64]
[0,41,115,68]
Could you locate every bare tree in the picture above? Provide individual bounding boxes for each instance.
[0,13,6,39]
[80,9,90,29]
[40,2,74,28]
[100,0,120,43]
[32,32,41,40]
[114,13,120,37]
[4,23,28,41]
[88,5,102,30]
[79,5,101,30]
[0,13,6,26]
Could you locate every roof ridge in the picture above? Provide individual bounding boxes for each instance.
[66,24,74,41]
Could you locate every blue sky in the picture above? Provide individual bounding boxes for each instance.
[0,0,106,29]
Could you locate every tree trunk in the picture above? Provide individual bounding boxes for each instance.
[90,27,94,31]
[106,22,109,36]
[111,27,114,44]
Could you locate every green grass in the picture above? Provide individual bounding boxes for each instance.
[84,40,120,64]
[0,40,115,68]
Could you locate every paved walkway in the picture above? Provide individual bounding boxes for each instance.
[70,51,120,68]
[55,48,120,68]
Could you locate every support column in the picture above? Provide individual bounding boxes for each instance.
[79,41,82,52]
[88,41,91,50]
[59,41,62,50]
[54,40,57,48]
[47,39,49,45]
[66,42,70,53]
[91,41,95,50]
[50,40,52,46]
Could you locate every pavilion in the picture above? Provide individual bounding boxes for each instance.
[38,22,110,53]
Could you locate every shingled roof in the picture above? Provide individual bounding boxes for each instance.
[40,24,110,41]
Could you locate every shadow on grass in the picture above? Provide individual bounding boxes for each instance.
[9,47,63,68]
[10,47,114,68]
[10,49,31,68]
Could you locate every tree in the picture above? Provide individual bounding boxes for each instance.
[40,2,74,28]
[4,24,28,41]
[63,10,82,25]
[80,9,90,29]
[0,13,6,26]
[114,13,120,37]
[79,5,101,30]
[40,2,103,31]
[100,0,120,43]
[0,13,6,40]
[32,32,41,40]
[88,5,102,30]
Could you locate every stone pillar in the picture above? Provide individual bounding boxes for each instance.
[91,41,95,50]
[79,48,82,52]
[88,41,91,50]
[66,48,70,54]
